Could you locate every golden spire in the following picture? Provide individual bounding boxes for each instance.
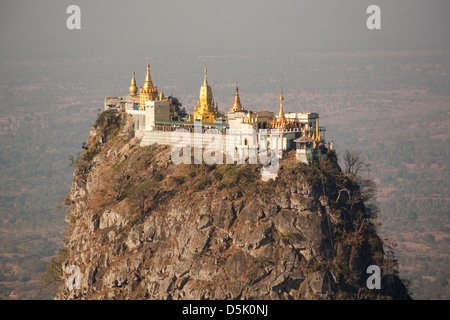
[143,56,154,91]
[129,68,137,96]
[270,89,289,129]
[195,67,216,122]
[203,67,208,86]
[316,117,320,141]
[139,57,158,109]
[230,85,244,112]
[278,89,285,119]
[159,89,165,100]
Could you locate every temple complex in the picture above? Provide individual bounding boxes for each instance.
[104,58,332,166]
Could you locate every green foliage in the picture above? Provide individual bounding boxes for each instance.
[212,170,223,181]
[100,164,132,202]
[127,180,160,215]
[194,177,212,191]
[170,175,185,185]
[212,163,261,195]
[303,164,322,186]
[318,158,341,179]
[327,149,338,163]
[79,111,123,164]
[336,263,351,279]
[153,171,164,182]
[368,236,384,255]
[94,110,121,135]
[256,258,273,269]
[41,248,68,294]
[276,230,295,245]
[68,152,82,168]
[81,140,100,162]
[309,259,328,272]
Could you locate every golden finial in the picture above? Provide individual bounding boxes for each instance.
[246,110,252,123]
[270,88,288,130]
[316,117,320,141]
[195,66,216,123]
[278,89,285,119]
[143,57,154,90]
[203,67,208,86]
[230,85,244,112]
[129,68,137,96]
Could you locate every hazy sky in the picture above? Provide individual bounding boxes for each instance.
[1,0,449,60]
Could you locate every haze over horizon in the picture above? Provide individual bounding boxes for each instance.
[1,0,449,61]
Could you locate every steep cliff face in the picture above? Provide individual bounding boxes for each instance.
[56,111,410,300]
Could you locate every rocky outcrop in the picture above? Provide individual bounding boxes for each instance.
[56,111,410,300]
